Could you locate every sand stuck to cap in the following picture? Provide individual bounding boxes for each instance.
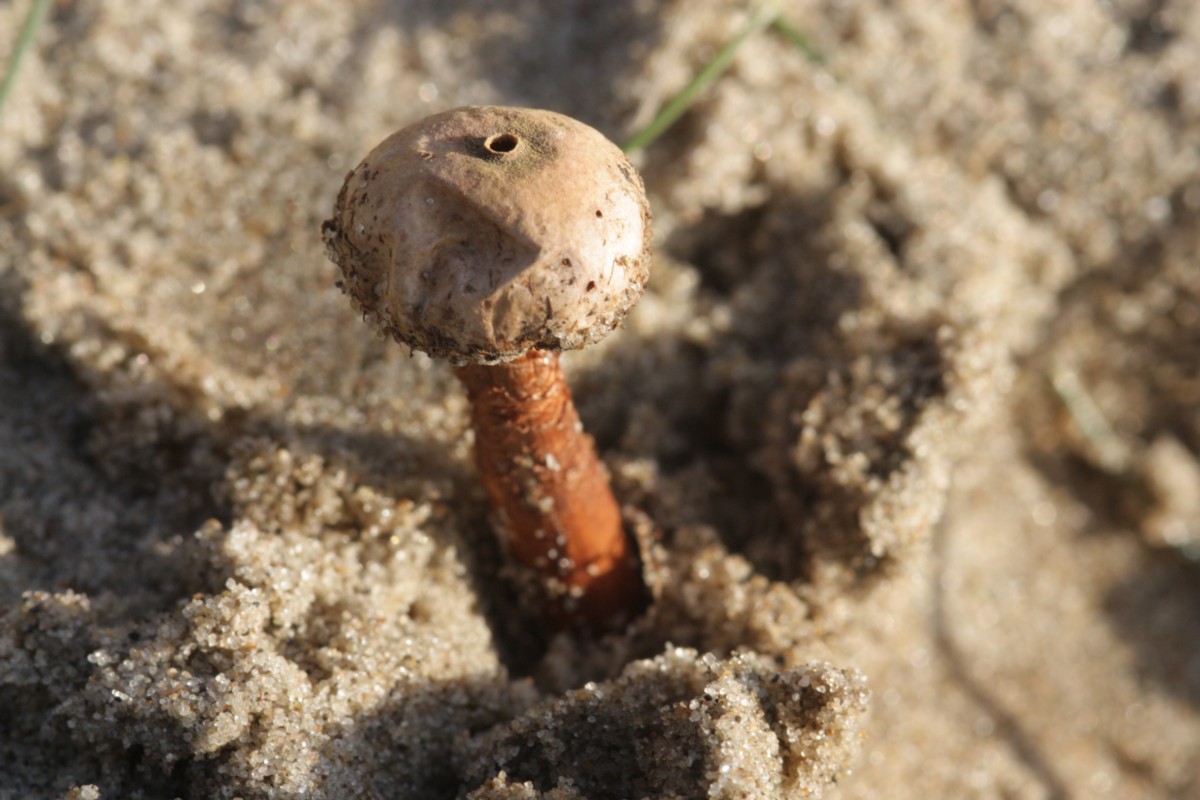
[2,1,1199,798]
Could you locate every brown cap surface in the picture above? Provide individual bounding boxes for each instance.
[322,106,651,364]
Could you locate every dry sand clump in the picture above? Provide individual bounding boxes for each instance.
[2,0,1199,798]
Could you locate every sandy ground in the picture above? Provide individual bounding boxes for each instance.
[2,1,1199,798]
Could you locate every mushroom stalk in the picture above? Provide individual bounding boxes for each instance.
[456,350,644,630]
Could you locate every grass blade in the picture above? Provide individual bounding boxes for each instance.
[622,0,782,154]
[0,0,53,119]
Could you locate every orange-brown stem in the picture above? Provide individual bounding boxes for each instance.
[455,349,646,631]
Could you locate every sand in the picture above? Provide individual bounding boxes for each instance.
[1,0,1198,797]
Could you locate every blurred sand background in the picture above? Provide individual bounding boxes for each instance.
[2,0,1199,797]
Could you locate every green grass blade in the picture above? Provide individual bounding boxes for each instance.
[771,16,824,65]
[1050,366,1131,473]
[0,0,53,119]
[622,0,782,154]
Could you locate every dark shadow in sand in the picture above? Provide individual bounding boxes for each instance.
[1104,549,1200,711]
[0,271,228,615]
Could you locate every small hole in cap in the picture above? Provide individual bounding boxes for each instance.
[484,133,520,154]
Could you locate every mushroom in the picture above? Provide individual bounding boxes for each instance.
[322,106,651,630]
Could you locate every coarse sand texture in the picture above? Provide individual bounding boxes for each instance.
[2,1,1199,798]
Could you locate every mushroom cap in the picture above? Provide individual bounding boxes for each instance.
[322,106,652,364]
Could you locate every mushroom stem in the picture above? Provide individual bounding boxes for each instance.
[455,349,645,630]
